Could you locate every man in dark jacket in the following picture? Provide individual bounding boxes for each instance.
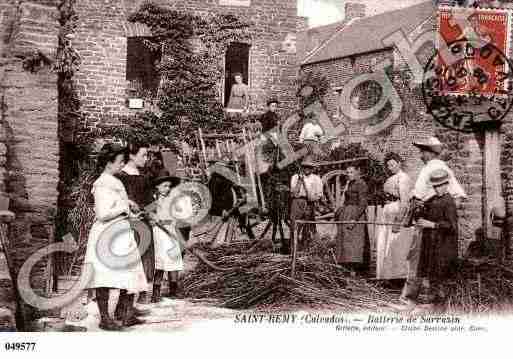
[259,98,280,141]
[257,98,281,208]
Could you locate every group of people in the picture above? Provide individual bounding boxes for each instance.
[83,142,189,331]
[289,136,466,307]
[83,90,470,330]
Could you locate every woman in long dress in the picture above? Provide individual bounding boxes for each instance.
[83,144,148,330]
[335,164,370,272]
[115,142,154,309]
[227,73,249,110]
[376,152,414,282]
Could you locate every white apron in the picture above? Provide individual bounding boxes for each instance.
[376,171,414,279]
[83,173,148,293]
[153,196,184,272]
[376,201,414,279]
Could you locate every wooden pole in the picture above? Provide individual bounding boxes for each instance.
[291,223,298,278]
[45,223,55,296]
[198,128,208,173]
[0,210,27,331]
[215,140,222,158]
[484,128,503,241]
[242,128,259,208]
[296,219,401,225]
[313,157,369,167]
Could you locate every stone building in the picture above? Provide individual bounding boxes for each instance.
[0,0,303,321]
[0,0,60,303]
[70,0,302,136]
[299,0,513,253]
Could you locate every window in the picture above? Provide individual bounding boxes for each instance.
[126,37,161,97]
[224,42,250,108]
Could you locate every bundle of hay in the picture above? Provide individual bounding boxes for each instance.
[183,242,395,311]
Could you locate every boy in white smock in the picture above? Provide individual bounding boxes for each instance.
[150,169,184,303]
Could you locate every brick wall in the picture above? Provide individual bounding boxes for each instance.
[301,17,486,250]
[71,0,300,130]
[0,0,59,300]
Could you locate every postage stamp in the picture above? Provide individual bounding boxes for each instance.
[422,7,513,132]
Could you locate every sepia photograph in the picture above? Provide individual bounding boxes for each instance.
[0,0,512,356]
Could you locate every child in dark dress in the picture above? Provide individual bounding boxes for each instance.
[400,169,459,305]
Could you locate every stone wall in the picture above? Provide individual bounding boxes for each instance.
[71,0,300,131]
[0,0,59,303]
[300,14,487,252]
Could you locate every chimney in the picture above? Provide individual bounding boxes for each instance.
[297,16,309,32]
[344,2,366,22]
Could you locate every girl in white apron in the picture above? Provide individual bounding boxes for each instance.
[83,143,148,330]
[150,169,184,303]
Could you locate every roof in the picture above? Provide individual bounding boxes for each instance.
[302,1,435,65]
[296,20,349,62]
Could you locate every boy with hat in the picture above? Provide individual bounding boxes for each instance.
[401,137,466,307]
[400,169,459,306]
[149,169,184,303]
[289,157,324,254]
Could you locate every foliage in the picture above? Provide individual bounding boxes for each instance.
[296,70,330,110]
[63,168,96,276]
[75,112,179,152]
[55,0,81,76]
[128,3,252,141]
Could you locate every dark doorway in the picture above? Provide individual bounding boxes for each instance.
[224,42,250,107]
[126,37,161,96]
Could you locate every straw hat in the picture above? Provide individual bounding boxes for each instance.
[413,136,443,154]
[266,97,279,106]
[301,156,316,167]
[152,168,181,187]
[429,169,450,187]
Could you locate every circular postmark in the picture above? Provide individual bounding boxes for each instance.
[422,39,513,132]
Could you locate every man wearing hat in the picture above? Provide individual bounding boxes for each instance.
[411,136,466,202]
[256,98,282,208]
[400,169,459,306]
[399,137,466,307]
[289,157,324,254]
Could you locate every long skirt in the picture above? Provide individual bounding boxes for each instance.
[134,220,155,283]
[83,218,148,293]
[336,205,369,264]
[375,201,414,279]
[153,224,184,272]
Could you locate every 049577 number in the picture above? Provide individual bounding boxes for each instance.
[4,342,36,351]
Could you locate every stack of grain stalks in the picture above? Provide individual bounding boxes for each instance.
[182,242,513,313]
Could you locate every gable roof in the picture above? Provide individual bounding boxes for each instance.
[296,20,349,62]
[302,1,434,65]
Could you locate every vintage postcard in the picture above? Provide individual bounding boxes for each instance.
[0,0,511,357]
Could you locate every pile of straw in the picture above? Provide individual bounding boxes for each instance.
[183,242,395,311]
[445,259,513,313]
[183,242,513,313]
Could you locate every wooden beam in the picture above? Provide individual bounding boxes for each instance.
[314,157,369,167]
[484,128,502,240]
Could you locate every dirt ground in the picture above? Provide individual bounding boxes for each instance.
[26,218,398,332]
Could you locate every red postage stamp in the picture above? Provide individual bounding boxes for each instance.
[437,7,510,96]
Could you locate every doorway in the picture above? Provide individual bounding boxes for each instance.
[224,42,250,107]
